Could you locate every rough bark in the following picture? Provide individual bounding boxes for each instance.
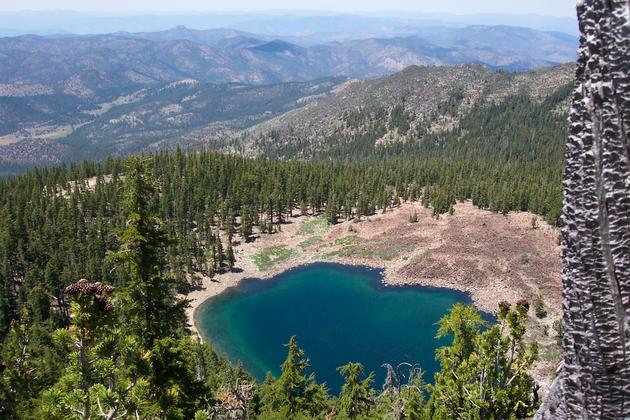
[535,1,630,418]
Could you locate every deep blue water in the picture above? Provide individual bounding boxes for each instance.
[196,263,474,393]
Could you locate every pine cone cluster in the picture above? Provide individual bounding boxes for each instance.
[498,300,511,313]
[515,299,530,312]
[65,279,115,312]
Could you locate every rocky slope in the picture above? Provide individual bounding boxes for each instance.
[238,63,575,157]
[0,77,344,166]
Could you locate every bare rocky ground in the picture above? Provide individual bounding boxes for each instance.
[186,200,563,393]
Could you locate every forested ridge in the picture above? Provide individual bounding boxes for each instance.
[254,83,572,220]
[0,71,572,418]
[255,82,572,165]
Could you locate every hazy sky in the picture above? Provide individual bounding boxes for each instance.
[2,0,577,17]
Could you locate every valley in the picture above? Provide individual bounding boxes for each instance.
[0,62,574,174]
[0,77,345,166]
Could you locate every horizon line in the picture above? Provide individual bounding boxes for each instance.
[0,9,576,19]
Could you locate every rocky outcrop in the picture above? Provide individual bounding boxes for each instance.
[536,1,630,418]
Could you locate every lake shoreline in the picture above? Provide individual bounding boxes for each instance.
[187,201,561,335]
[185,201,563,393]
[194,262,478,393]
[191,260,482,341]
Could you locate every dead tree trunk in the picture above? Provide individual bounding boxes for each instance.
[535,1,630,418]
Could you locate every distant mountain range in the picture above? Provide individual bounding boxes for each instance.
[0,24,576,102]
[0,11,579,39]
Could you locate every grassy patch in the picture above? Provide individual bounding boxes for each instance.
[540,345,562,363]
[334,236,360,246]
[296,216,330,236]
[253,246,296,271]
[321,250,341,260]
[298,236,322,250]
[412,251,430,264]
[320,245,375,260]
[337,245,375,259]
[322,237,404,261]
[323,238,402,261]
[376,250,397,261]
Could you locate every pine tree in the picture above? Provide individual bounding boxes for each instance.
[259,336,329,419]
[41,279,130,419]
[240,205,254,242]
[0,307,62,418]
[336,363,375,419]
[226,241,235,272]
[427,302,539,419]
[325,193,338,225]
[107,157,186,346]
[105,158,206,418]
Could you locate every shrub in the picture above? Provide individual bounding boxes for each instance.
[553,319,563,346]
[534,296,547,319]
